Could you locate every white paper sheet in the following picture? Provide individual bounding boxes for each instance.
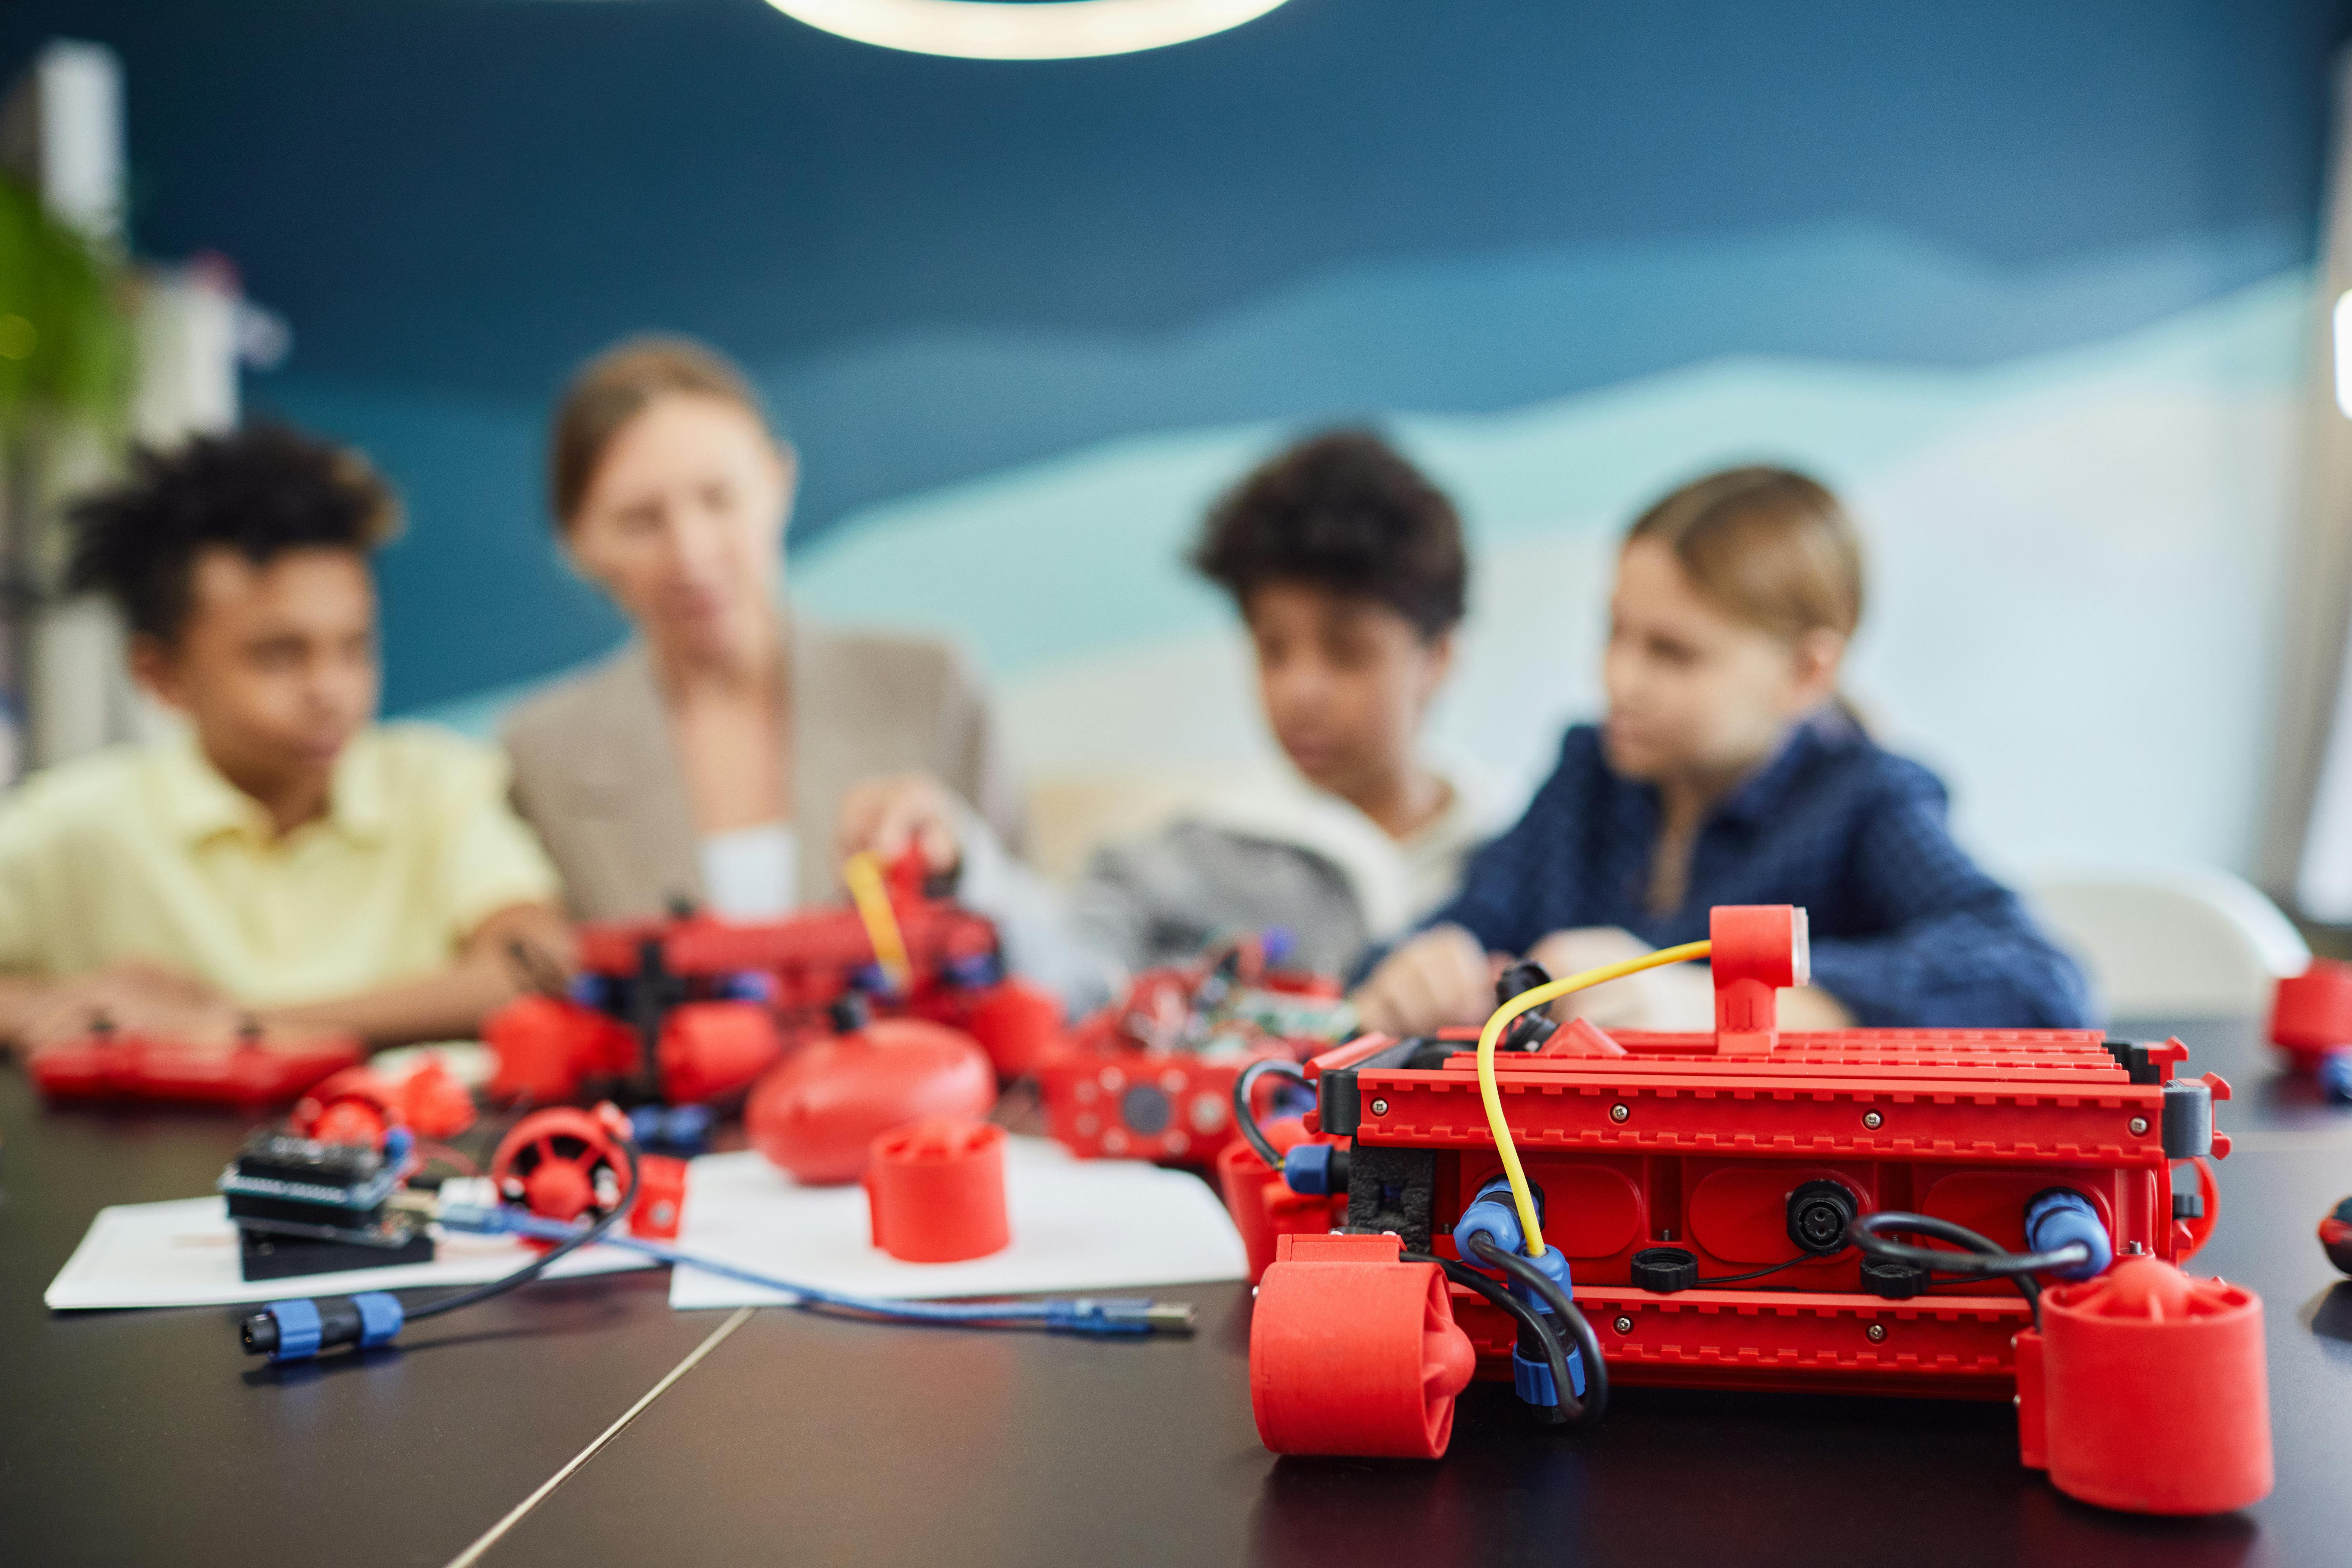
[666,1139,1248,1310]
[44,1196,652,1311]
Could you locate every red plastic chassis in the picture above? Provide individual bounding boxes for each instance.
[1249,906,2268,1511]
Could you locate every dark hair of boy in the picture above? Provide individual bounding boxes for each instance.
[66,425,401,644]
[1191,429,1467,639]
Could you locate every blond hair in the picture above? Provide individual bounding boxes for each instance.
[1625,466,1864,642]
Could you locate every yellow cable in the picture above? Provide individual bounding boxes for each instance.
[842,851,913,995]
[1475,940,1712,1257]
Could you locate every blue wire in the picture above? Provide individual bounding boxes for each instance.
[439,1206,1186,1336]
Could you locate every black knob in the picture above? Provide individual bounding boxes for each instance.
[1630,1245,1699,1294]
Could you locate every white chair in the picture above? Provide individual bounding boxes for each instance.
[2022,866,2310,1021]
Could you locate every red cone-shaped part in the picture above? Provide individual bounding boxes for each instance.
[2041,1256,2272,1514]
[658,1002,782,1104]
[1250,1231,1475,1460]
[865,1118,1010,1263]
[746,1017,995,1185]
[2271,960,2352,1070]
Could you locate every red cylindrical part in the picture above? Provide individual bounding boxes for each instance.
[2039,1257,2271,1515]
[1213,1120,1339,1284]
[864,1119,1010,1263]
[658,1001,782,1104]
[1249,1233,1477,1460]
[2270,960,2352,1069]
[956,979,1065,1079]
[484,994,601,1104]
[1709,905,1806,1056]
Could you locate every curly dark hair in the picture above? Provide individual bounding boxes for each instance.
[66,425,401,643]
[1191,430,1466,639]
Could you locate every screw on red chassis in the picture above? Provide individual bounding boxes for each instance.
[1243,904,2270,1516]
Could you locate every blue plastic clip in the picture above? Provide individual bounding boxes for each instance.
[2024,1188,2112,1280]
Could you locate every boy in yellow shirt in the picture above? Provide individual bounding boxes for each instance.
[0,426,565,1049]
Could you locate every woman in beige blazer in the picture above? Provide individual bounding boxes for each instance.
[501,336,1022,922]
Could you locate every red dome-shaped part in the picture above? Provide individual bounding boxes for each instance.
[1250,1232,1477,1460]
[2270,960,2352,1069]
[2039,1256,2271,1515]
[864,1118,1010,1263]
[491,1105,632,1236]
[745,1017,996,1185]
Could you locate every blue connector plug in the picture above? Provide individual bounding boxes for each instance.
[1040,1298,1198,1335]
[1453,1175,1540,1259]
[1454,1177,1585,1409]
[1281,1143,1339,1195]
[240,1292,405,1361]
[2024,1188,2112,1281]
[2320,1051,2352,1104]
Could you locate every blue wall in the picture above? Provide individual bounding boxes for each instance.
[4,0,2348,713]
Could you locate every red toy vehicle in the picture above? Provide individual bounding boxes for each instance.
[28,1021,365,1107]
[1247,905,2270,1516]
[1036,935,1350,1167]
[484,853,1063,1109]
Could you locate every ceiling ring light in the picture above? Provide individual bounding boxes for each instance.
[763,0,1292,61]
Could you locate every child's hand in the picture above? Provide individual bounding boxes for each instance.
[17,961,246,1049]
[1351,925,1494,1036]
[836,773,965,877]
[1525,927,1717,1032]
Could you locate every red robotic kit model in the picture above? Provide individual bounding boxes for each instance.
[28,1019,366,1107]
[484,851,1063,1113]
[1244,905,2271,1517]
[1036,933,1351,1167]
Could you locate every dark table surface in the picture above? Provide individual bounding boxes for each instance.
[6,1018,2352,1568]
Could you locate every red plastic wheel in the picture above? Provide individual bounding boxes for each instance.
[1249,1232,1476,1460]
[491,1105,631,1230]
[2039,1257,2270,1514]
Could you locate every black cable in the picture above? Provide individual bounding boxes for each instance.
[1232,1057,1310,1170]
[1694,1245,1850,1288]
[1403,1250,1581,1425]
[1847,1211,2088,1320]
[1466,1234,1609,1424]
[406,1136,641,1322]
